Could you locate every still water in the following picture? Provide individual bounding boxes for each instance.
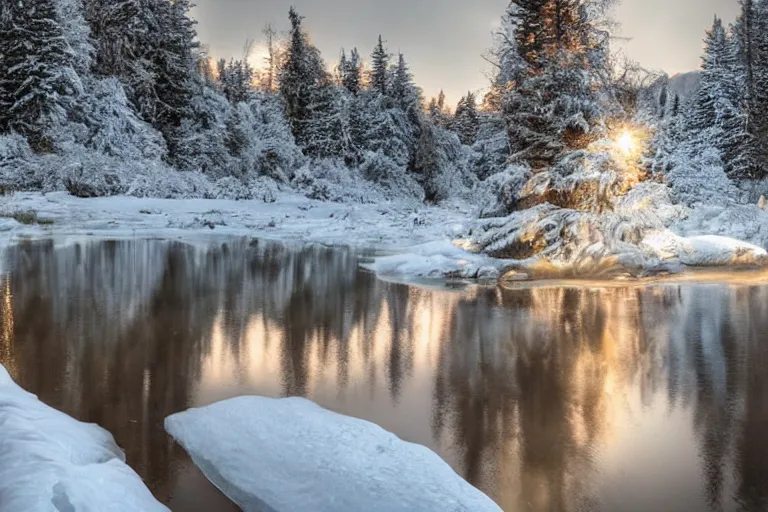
[1,238,768,512]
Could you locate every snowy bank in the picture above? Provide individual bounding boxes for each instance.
[165,396,501,512]
[0,191,471,252]
[1,185,766,286]
[0,365,167,512]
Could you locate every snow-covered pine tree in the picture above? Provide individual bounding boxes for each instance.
[338,50,348,86]
[453,92,480,145]
[148,0,201,163]
[658,84,668,119]
[84,0,203,164]
[413,120,442,203]
[341,48,362,95]
[218,59,254,104]
[672,94,681,117]
[390,54,422,113]
[262,24,278,93]
[82,0,150,105]
[55,0,93,75]
[690,16,760,180]
[278,7,328,148]
[428,90,451,128]
[502,0,610,167]
[302,84,356,160]
[0,0,79,151]
[370,35,389,96]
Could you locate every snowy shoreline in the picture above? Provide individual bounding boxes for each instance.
[1,191,767,284]
[0,365,168,512]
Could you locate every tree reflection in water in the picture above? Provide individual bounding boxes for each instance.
[0,239,767,512]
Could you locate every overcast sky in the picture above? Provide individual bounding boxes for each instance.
[191,0,741,105]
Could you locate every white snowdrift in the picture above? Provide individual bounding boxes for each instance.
[361,241,509,281]
[642,232,768,267]
[0,365,168,512]
[165,396,501,512]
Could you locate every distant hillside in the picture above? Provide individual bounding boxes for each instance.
[641,71,701,119]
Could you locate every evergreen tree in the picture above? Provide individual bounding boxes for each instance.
[278,7,327,146]
[453,92,480,145]
[0,0,79,151]
[672,93,681,117]
[218,59,254,103]
[428,90,450,128]
[262,23,278,93]
[83,0,202,163]
[691,17,759,179]
[390,53,421,112]
[302,86,356,160]
[413,121,442,203]
[658,85,668,119]
[340,48,362,95]
[501,0,610,167]
[370,35,389,95]
[149,0,200,161]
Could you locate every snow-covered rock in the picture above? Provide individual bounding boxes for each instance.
[165,396,501,512]
[0,365,167,512]
[642,232,768,267]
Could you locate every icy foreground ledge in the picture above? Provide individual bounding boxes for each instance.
[165,396,501,512]
[0,365,168,512]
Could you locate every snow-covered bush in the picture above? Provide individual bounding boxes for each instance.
[0,135,40,191]
[173,86,234,176]
[360,151,423,200]
[292,161,377,203]
[246,175,279,203]
[470,112,510,180]
[477,164,532,218]
[245,93,306,181]
[66,78,167,161]
[208,177,254,200]
[665,147,738,207]
[59,149,213,199]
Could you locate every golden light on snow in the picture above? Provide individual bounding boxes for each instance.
[617,130,635,156]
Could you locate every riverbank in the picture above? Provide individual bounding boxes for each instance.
[0,190,766,283]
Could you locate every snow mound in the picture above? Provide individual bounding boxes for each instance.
[0,365,167,512]
[362,241,507,281]
[165,396,501,512]
[643,232,768,266]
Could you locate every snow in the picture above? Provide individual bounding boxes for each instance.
[1,185,766,284]
[0,364,167,512]
[164,396,501,512]
[361,240,509,281]
[0,191,472,252]
[642,231,768,266]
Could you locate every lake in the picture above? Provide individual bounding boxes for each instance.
[1,238,767,511]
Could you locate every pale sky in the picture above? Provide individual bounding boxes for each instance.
[191,0,741,106]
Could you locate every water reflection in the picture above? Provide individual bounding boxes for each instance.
[1,239,767,512]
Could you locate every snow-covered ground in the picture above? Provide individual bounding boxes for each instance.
[165,396,502,512]
[0,364,168,512]
[0,191,470,250]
